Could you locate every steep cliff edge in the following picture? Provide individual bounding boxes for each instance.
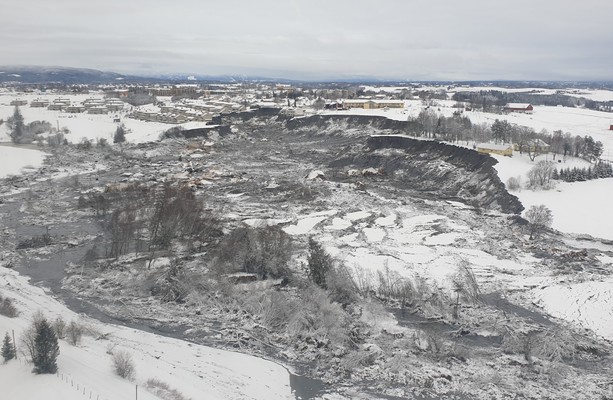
[331,135,523,214]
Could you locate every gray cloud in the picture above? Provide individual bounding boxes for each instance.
[3,0,612,80]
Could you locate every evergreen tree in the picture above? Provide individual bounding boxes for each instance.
[551,168,559,181]
[113,124,126,144]
[10,106,25,143]
[307,238,333,289]
[2,332,15,362]
[32,318,59,374]
[491,119,512,143]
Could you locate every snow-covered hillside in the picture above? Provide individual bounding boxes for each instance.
[0,267,293,400]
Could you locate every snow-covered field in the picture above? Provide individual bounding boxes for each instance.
[490,152,613,241]
[0,267,293,400]
[0,93,211,144]
[0,145,47,179]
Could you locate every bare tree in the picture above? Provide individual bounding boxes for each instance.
[525,205,553,240]
[527,161,555,190]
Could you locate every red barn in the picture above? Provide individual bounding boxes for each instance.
[504,103,534,114]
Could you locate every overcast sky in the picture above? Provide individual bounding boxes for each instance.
[3,0,612,80]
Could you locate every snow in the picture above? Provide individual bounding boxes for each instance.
[533,278,613,340]
[283,210,337,235]
[516,179,613,241]
[326,217,352,231]
[0,267,293,400]
[491,153,613,241]
[343,210,371,222]
[0,145,47,178]
[363,227,386,243]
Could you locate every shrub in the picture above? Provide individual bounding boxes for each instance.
[212,225,293,280]
[451,260,481,305]
[325,265,359,306]
[53,317,66,339]
[287,285,350,347]
[76,138,92,150]
[0,295,18,317]
[16,234,53,249]
[145,378,191,400]
[112,350,135,379]
[66,321,84,345]
[506,176,521,191]
[48,133,65,147]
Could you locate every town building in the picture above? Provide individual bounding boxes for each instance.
[30,99,50,108]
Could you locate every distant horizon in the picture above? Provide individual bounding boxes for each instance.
[2,64,613,86]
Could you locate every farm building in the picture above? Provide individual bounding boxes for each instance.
[342,99,404,110]
[504,103,534,114]
[476,143,513,157]
[514,139,550,153]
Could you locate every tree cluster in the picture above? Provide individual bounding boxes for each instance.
[451,89,608,111]
[554,161,613,182]
[6,106,62,145]
[527,161,555,190]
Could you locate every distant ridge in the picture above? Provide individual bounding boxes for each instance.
[1,65,612,88]
[0,65,131,84]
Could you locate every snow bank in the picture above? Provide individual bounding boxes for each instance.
[0,145,47,178]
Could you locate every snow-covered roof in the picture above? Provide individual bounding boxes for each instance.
[477,143,512,151]
[504,103,532,109]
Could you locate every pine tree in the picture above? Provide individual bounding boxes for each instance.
[10,106,25,143]
[32,319,59,374]
[551,168,559,180]
[113,124,126,144]
[2,332,15,362]
[307,238,333,289]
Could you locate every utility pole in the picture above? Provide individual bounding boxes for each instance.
[12,330,17,359]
